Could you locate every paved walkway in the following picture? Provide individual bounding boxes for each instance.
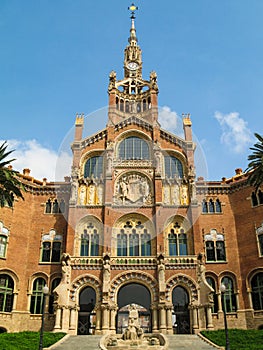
[50,334,220,350]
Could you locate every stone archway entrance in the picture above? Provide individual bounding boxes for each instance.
[172,286,190,334]
[78,286,96,335]
[117,283,152,334]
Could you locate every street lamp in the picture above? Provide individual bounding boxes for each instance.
[220,283,230,350]
[39,285,49,350]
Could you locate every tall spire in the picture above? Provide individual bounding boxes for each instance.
[128,3,138,45]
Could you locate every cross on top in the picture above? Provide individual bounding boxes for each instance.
[128,3,138,19]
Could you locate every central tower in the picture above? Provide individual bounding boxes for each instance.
[108,6,159,125]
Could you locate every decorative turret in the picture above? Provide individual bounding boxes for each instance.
[108,3,159,126]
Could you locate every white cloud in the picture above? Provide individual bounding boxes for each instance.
[0,139,72,181]
[159,106,182,135]
[214,111,253,153]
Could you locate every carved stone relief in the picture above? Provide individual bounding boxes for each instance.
[114,173,152,205]
[77,179,104,206]
[162,180,189,206]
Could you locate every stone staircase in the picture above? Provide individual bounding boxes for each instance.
[48,334,220,350]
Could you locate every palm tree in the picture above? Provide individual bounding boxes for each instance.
[0,142,25,207]
[246,133,263,192]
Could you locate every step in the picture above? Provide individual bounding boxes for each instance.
[50,334,220,350]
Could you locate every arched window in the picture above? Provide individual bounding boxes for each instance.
[205,230,226,262]
[206,277,218,313]
[221,276,237,313]
[52,199,59,213]
[164,156,183,179]
[258,190,263,205]
[167,222,188,256]
[118,137,149,160]
[0,223,9,258]
[84,156,103,179]
[48,278,61,314]
[251,192,258,207]
[45,199,52,213]
[41,230,62,263]
[251,273,263,310]
[208,199,215,213]
[115,220,152,257]
[80,223,100,256]
[202,199,222,214]
[0,274,14,312]
[202,200,208,213]
[215,199,222,213]
[30,277,47,314]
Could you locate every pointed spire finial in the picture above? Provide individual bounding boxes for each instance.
[128,3,138,19]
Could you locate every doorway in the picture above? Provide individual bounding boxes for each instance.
[172,286,190,334]
[78,286,96,335]
[117,283,152,333]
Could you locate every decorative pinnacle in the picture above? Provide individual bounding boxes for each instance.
[128,3,138,19]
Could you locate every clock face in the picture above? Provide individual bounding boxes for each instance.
[127,61,139,70]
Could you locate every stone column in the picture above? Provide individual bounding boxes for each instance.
[54,307,62,330]
[206,307,213,329]
[192,306,198,331]
[166,305,173,334]
[151,306,158,332]
[101,305,110,333]
[69,307,77,330]
[95,307,101,333]
[159,305,166,332]
[110,306,117,332]
[61,307,70,331]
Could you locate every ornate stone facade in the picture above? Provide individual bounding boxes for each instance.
[0,11,263,337]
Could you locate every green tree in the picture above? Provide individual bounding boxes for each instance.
[0,142,25,207]
[246,133,263,192]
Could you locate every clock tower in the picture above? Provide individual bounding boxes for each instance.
[108,6,159,125]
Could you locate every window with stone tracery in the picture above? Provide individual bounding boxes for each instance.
[84,156,103,179]
[0,274,14,312]
[115,220,151,256]
[118,137,149,160]
[251,272,263,311]
[80,222,100,256]
[167,222,188,256]
[204,229,226,262]
[41,229,62,263]
[0,222,9,258]
[202,199,222,214]
[164,156,183,179]
[256,223,263,257]
[45,199,65,214]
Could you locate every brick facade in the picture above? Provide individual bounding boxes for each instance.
[0,17,263,335]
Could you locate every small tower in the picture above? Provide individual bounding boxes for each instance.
[108,4,159,126]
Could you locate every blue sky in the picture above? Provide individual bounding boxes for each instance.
[1,0,263,181]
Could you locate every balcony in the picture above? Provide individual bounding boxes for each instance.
[71,256,197,270]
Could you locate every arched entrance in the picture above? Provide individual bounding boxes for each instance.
[172,286,190,334]
[117,283,151,333]
[78,286,96,335]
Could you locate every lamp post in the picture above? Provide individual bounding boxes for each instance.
[39,285,49,350]
[220,283,230,350]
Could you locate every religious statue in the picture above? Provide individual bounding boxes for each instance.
[171,184,180,205]
[157,255,166,293]
[87,183,97,204]
[123,304,144,341]
[102,255,111,294]
[163,184,170,204]
[78,185,87,205]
